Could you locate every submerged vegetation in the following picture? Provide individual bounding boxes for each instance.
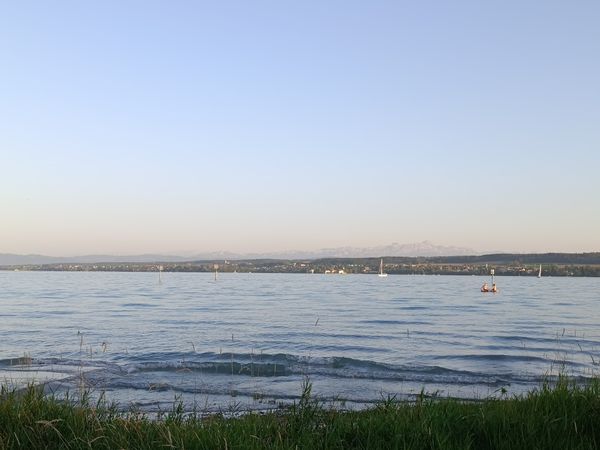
[1,377,599,449]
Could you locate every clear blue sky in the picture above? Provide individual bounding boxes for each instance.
[1,1,599,255]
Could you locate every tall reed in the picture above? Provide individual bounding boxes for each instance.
[1,375,599,449]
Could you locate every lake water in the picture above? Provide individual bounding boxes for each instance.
[1,271,598,414]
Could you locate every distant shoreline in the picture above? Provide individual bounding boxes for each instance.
[2,253,600,277]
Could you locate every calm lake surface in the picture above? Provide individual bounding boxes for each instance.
[1,271,599,413]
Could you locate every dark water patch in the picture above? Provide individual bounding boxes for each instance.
[5,351,598,404]
[110,353,517,386]
[305,344,390,353]
[129,361,292,377]
[314,332,396,341]
[474,343,564,353]
[492,334,600,347]
[360,319,433,326]
[121,303,156,308]
[88,293,120,299]
[432,353,559,365]
[0,356,34,366]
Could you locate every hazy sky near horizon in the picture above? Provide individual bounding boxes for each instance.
[1,1,599,256]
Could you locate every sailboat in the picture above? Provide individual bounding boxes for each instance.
[537,264,542,278]
[378,259,388,277]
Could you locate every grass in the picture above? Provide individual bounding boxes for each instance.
[1,376,599,449]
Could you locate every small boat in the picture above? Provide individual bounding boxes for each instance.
[481,284,498,293]
[481,269,498,293]
[537,264,542,278]
[378,259,388,277]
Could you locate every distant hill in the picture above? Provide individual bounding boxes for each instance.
[3,244,599,267]
[428,252,600,265]
[0,241,475,265]
[310,253,600,266]
[258,241,476,259]
[0,253,190,266]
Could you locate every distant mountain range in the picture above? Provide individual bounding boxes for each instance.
[0,241,476,265]
[0,253,191,266]
[262,241,477,260]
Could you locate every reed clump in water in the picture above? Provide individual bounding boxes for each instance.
[1,376,599,449]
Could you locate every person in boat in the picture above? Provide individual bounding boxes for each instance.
[481,282,489,292]
[491,283,497,293]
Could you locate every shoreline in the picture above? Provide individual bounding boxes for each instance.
[3,252,600,277]
[2,265,600,277]
[1,376,599,449]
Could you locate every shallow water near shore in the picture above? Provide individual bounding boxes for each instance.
[1,271,599,413]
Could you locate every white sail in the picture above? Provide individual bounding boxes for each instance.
[538,264,542,278]
[378,259,388,277]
